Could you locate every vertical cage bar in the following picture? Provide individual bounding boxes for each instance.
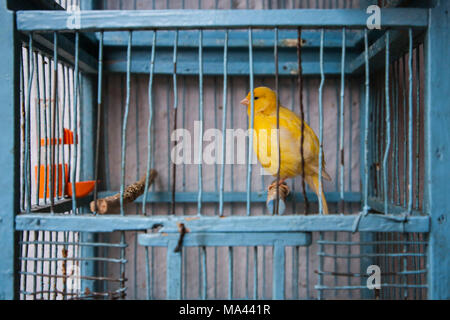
[219,30,228,217]
[363,29,370,214]
[289,79,297,214]
[230,76,235,215]
[297,27,309,214]
[253,246,258,299]
[246,27,255,216]
[197,30,205,298]
[48,233,54,299]
[118,232,126,299]
[381,56,386,202]
[339,28,346,205]
[262,246,266,299]
[390,60,396,205]
[407,28,413,215]
[38,231,44,299]
[61,65,68,206]
[201,246,207,299]
[167,241,182,299]
[333,231,338,297]
[171,29,179,215]
[50,33,58,211]
[120,31,132,216]
[402,234,409,299]
[318,28,324,215]
[166,77,171,210]
[19,232,25,300]
[214,79,219,212]
[371,74,378,198]
[245,247,249,299]
[70,32,79,212]
[66,66,74,207]
[401,55,407,207]
[24,35,34,213]
[182,77,187,298]
[273,242,285,299]
[317,232,324,299]
[198,250,201,298]
[143,30,157,215]
[92,32,103,214]
[34,51,42,207]
[147,30,157,299]
[415,45,421,210]
[274,27,281,215]
[55,56,62,204]
[393,60,400,205]
[145,246,151,299]
[44,56,50,204]
[228,246,233,299]
[197,29,204,216]
[31,231,38,299]
[19,48,25,212]
[213,245,217,298]
[383,30,391,215]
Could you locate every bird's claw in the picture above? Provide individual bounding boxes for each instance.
[267,178,287,191]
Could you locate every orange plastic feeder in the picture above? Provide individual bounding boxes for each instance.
[34,164,69,199]
[66,181,96,198]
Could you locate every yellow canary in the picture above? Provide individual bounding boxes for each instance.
[240,87,331,214]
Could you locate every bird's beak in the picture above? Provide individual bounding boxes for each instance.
[240,97,249,106]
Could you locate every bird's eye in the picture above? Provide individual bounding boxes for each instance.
[254,97,259,100]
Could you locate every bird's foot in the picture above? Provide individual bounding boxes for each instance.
[267,178,290,215]
[267,178,290,196]
[267,178,287,191]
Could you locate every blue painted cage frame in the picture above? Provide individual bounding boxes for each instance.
[0,0,448,300]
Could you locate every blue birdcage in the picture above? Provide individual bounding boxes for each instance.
[0,0,448,300]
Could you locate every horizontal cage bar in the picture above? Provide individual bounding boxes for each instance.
[138,232,311,247]
[16,214,430,233]
[97,191,361,203]
[16,9,428,32]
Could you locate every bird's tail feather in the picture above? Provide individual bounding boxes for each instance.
[305,174,329,214]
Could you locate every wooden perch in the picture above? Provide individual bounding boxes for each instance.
[90,169,157,214]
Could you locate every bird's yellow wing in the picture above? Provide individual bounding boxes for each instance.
[251,105,330,180]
